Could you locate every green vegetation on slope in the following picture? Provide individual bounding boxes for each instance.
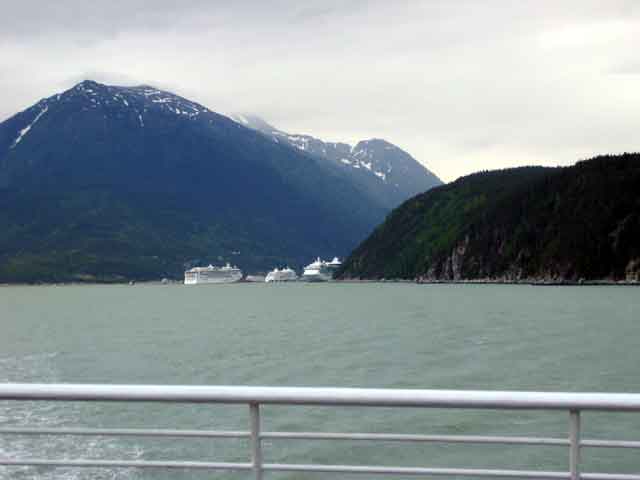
[337,154,640,282]
[0,81,389,283]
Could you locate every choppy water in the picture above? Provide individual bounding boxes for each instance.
[0,283,639,479]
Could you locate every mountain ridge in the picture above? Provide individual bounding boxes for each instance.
[228,113,442,211]
[0,80,397,282]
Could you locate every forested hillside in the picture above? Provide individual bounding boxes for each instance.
[337,154,640,282]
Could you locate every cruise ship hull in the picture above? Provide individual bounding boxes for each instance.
[301,270,332,282]
[184,263,243,285]
[302,274,331,282]
[301,257,341,282]
[265,270,298,282]
[184,274,242,285]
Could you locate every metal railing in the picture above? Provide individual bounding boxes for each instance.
[1,384,640,479]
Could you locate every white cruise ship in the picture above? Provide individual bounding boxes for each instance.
[302,257,341,282]
[265,267,298,283]
[327,257,342,270]
[184,263,243,285]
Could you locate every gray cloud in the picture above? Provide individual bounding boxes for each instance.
[1,0,639,181]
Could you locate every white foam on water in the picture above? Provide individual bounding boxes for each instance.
[0,353,144,480]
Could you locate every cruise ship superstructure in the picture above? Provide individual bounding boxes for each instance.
[302,257,341,282]
[184,263,243,285]
[265,267,298,283]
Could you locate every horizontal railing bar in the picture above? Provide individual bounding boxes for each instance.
[263,463,569,478]
[2,459,638,480]
[0,427,249,438]
[582,475,640,480]
[262,431,568,445]
[0,459,252,470]
[3,428,636,449]
[2,384,640,410]
[582,439,640,449]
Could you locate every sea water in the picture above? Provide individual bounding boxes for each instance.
[0,283,638,478]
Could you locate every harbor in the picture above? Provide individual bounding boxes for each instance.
[183,257,342,284]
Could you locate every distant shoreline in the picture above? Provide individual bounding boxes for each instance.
[1,278,639,287]
[338,278,640,286]
[0,280,175,288]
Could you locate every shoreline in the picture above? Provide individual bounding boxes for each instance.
[338,278,640,286]
[1,278,639,287]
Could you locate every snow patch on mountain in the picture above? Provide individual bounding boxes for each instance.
[227,114,402,184]
[10,105,48,149]
[233,114,250,125]
[57,81,211,122]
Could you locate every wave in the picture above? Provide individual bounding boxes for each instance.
[0,352,143,480]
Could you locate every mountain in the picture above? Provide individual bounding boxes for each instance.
[337,154,640,282]
[228,114,442,210]
[0,80,391,282]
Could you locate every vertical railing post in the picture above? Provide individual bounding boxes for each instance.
[569,409,581,480]
[250,403,263,480]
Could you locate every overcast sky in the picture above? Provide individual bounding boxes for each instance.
[1,0,639,181]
